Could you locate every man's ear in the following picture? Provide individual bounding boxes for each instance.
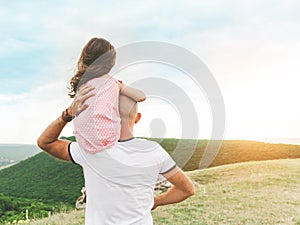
[135,113,141,124]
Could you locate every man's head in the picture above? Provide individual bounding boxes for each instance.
[119,94,141,126]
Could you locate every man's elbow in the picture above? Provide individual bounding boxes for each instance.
[182,179,195,197]
[37,137,47,151]
[186,183,195,197]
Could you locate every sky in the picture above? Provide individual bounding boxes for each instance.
[0,0,300,144]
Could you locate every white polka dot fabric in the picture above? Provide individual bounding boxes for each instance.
[73,75,121,154]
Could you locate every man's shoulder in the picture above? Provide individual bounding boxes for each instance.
[130,138,162,150]
[134,137,158,144]
[117,138,168,154]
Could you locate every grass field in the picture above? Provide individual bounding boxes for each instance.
[26,158,300,225]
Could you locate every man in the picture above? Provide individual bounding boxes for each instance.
[37,85,195,225]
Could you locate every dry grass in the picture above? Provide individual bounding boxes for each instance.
[153,158,300,225]
[26,210,85,225]
[26,159,300,225]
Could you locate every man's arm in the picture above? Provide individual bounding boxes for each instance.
[152,167,195,210]
[37,116,72,161]
[37,85,95,161]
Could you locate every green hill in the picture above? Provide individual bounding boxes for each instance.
[0,152,84,205]
[151,138,300,170]
[29,158,300,225]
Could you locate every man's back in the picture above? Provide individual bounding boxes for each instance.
[69,138,176,225]
[38,86,194,225]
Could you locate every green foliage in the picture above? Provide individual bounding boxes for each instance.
[60,136,76,142]
[0,152,84,205]
[0,140,83,224]
[0,193,71,223]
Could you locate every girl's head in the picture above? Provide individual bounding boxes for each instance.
[69,37,116,97]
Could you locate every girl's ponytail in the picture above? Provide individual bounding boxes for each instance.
[69,68,86,98]
[68,38,116,98]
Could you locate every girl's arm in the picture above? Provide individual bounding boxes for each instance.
[118,81,146,102]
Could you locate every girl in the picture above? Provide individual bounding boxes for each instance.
[67,37,145,153]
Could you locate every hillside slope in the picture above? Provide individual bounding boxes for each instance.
[29,158,300,225]
[158,139,300,171]
[0,152,84,205]
[153,158,300,224]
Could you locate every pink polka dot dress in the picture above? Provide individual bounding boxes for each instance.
[73,75,121,154]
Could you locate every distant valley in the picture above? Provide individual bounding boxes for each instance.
[0,144,40,168]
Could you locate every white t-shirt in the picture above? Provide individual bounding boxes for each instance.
[69,138,176,225]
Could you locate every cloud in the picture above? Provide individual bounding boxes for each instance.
[0,79,74,144]
[1,0,300,143]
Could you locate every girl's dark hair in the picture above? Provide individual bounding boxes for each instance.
[69,37,116,98]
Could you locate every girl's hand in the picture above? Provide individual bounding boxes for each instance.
[118,80,146,102]
[118,80,125,92]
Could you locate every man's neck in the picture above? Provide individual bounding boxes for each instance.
[119,120,134,141]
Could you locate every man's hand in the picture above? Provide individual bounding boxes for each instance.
[37,85,95,161]
[69,85,95,117]
[151,202,158,210]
